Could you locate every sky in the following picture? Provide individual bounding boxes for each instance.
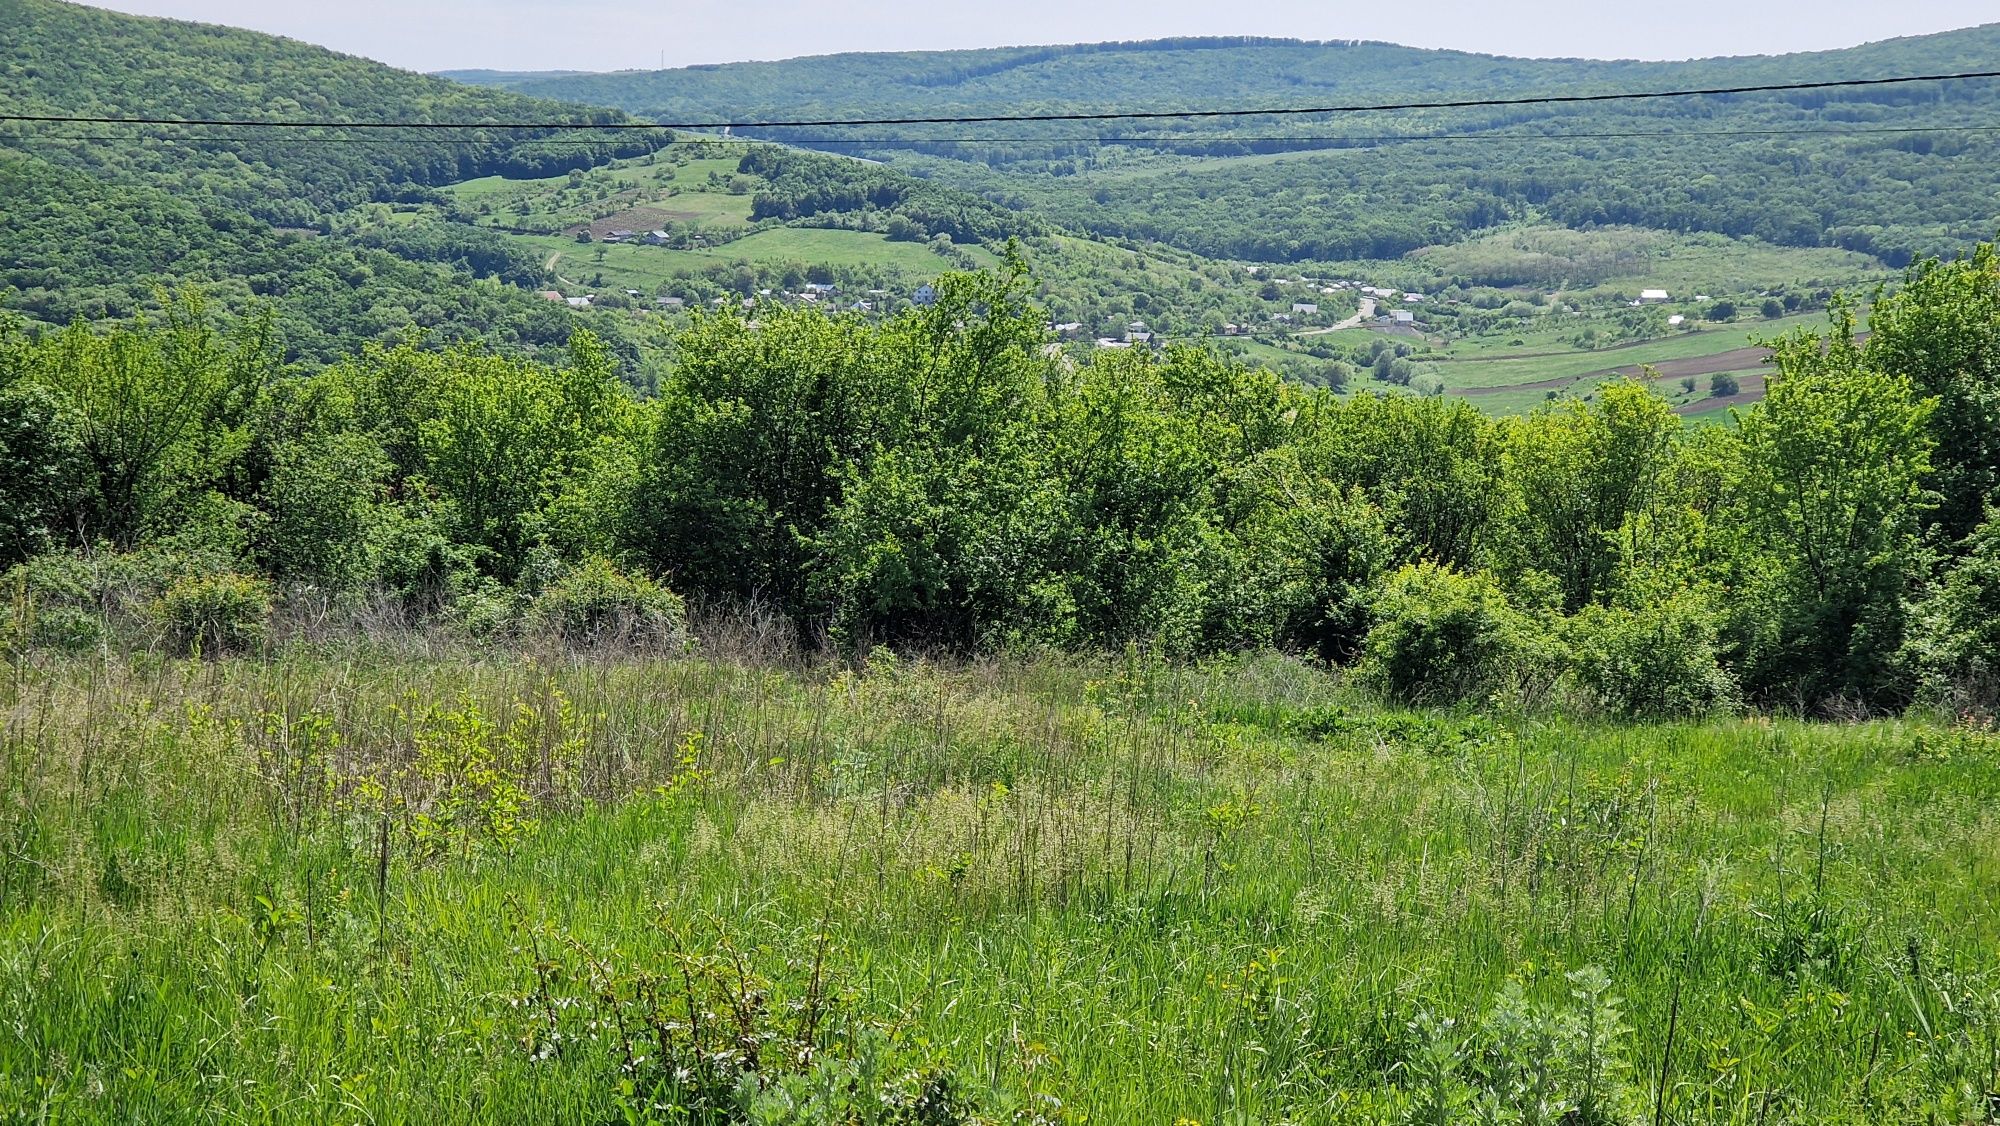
[88,0,1997,74]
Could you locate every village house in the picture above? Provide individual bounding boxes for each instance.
[602,230,637,244]
[1125,320,1152,344]
[566,296,593,309]
[1639,289,1671,303]
[537,290,563,302]
[643,230,671,246]
[1292,302,1319,314]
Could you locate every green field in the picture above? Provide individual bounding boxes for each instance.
[448,155,759,232]
[8,647,1999,1123]
[1431,311,1830,391]
[525,227,991,294]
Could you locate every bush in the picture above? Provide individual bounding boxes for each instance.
[156,572,271,656]
[1709,372,1740,398]
[1564,591,1737,717]
[1357,563,1536,706]
[0,383,88,569]
[526,556,687,651]
[1906,517,2000,710]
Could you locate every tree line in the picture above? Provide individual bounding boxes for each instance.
[7,245,2000,716]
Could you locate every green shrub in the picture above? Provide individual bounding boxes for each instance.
[1563,590,1737,718]
[1357,563,1536,706]
[0,382,88,569]
[526,556,687,651]
[156,572,270,656]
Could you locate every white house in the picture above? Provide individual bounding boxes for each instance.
[566,296,593,309]
[1292,302,1319,314]
[1639,289,1671,303]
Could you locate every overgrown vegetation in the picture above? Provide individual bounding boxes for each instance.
[3,644,1998,1121]
[13,242,2000,715]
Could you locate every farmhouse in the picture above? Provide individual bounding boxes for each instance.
[537,290,563,302]
[643,231,671,246]
[1639,289,1671,303]
[1392,310,1416,325]
[1292,302,1319,314]
[602,230,636,243]
[1125,320,1152,344]
[566,296,593,309]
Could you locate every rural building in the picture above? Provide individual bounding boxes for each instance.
[1292,302,1319,314]
[1126,320,1152,344]
[656,296,685,308]
[1668,314,1686,326]
[537,290,563,302]
[1392,310,1416,324]
[913,284,937,307]
[566,296,593,308]
[1639,289,1671,303]
[643,231,671,245]
[603,229,636,243]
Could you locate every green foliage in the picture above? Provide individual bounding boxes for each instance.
[1502,380,1678,611]
[155,571,271,655]
[526,556,688,651]
[1730,311,1937,708]
[353,330,631,580]
[1564,587,1737,718]
[1308,394,1506,571]
[0,379,88,567]
[259,432,391,590]
[6,295,276,547]
[1906,515,2000,710]
[1863,243,2000,543]
[1358,562,1539,706]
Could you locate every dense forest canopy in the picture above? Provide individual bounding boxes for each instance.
[459,26,2000,266]
[0,0,683,361]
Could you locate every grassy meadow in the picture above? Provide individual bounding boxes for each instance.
[5,642,1999,1123]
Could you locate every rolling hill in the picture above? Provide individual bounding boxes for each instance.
[452,26,2000,267]
[0,0,674,363]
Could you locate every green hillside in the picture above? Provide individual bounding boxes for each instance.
[458,27,2000,266]
[0,0,685,363]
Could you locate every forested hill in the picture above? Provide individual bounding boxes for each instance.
[0,0,667,225]
[0,0,675,362]
[451,27,2000,266]
[446,27,2000,127]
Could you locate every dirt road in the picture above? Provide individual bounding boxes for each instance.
[1298,296,1376,335]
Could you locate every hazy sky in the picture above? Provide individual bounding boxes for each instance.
[88,0,1998,74]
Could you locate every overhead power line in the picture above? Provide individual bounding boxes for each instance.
[13,124,1999,147]
[4,67,1999,132]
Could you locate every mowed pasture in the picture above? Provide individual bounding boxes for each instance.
[5,647,1998,1123]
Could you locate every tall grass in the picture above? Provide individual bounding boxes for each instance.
[2,642,1996,1122]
